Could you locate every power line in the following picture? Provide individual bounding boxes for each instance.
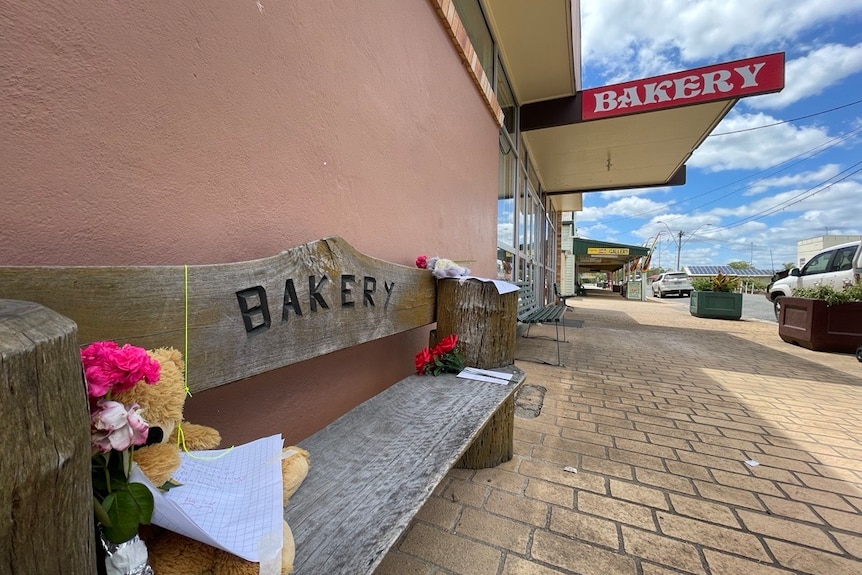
[597,124,862,233]
[593,97,862,232]
[708,97,862,136]
[708,162,862,232]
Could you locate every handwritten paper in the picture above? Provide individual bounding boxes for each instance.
[130,434,284,563]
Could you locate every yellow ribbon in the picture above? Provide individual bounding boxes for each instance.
[178,265,232,460]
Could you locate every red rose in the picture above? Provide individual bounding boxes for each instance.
[414,347,433,374]
[434,334,458,355]
[415,255,428,269]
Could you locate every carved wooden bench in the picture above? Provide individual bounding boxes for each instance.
[0,237,524,575]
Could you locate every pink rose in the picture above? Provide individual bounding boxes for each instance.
[110,345,160,393]
[84,364,115,398]
[81,341,120,365]
[80,341,160,397]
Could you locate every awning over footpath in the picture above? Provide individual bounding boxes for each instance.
[571,239,650,273]
[520,53,784,213]
[480,2,785,211]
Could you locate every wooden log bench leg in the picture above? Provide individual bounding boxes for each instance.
[456,393,515,469]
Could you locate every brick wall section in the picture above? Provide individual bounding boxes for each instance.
[430,0,505,127]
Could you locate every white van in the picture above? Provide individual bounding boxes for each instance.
[766,240,862,319]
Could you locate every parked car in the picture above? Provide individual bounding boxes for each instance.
[651,272,693,298]
[766,240,862,320]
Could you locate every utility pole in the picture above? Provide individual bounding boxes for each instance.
[676,230,683,271]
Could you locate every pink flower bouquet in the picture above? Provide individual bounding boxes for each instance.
[82,341,161,544]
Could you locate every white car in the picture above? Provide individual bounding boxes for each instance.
[766,240,862,319]
[652,272,693,298]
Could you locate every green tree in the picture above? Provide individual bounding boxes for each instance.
[783,262,796,270]
[727,261,753,270]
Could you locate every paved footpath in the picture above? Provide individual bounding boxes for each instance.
[376,290,862,575]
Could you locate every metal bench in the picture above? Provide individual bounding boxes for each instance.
[516,281,568,366]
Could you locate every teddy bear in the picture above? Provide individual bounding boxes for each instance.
[113,347,310,575]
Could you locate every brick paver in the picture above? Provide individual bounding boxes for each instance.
[376,292,862,575]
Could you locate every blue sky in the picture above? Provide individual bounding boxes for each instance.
[576,0,862,270]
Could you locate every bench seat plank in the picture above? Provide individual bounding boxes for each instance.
[519,304,567,324]
[287,367,524,574]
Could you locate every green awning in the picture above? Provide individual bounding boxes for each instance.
[571,239,649,273]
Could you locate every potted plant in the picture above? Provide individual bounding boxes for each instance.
[778,282,862,353]
[690,273,743,320]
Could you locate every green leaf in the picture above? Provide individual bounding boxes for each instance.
[99,484,154,544]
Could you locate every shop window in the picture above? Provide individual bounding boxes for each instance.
[498,132,516,251]
[452,0,494,79]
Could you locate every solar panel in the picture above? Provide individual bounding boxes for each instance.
[684,266,776,277]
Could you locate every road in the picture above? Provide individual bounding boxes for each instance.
[653,292,777,322]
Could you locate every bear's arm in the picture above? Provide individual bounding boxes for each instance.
[173,422,222,451]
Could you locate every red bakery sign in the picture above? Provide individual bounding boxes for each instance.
[582,52,784,121]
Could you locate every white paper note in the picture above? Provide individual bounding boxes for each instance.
[130,433,284,563]
[462,367,517,381]
[457,369,511,385]
[451,276,520,294]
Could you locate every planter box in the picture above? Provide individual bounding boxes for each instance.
[778,297,862,353]
[690,291,742,320]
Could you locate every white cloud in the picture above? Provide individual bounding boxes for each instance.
[613,176,862,267]
[581,0,862,82]
[683,177,862,264]
[746,43,862,109]
[599,186,672,198]
[578,195,671,222]
[746,164,842,195]
[689,112,833,171]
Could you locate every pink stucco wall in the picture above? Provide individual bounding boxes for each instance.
[1,1,499,444]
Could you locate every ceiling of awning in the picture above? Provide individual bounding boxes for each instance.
[525,99,736,194]
[570,238,650,273]
[481,0,581,105]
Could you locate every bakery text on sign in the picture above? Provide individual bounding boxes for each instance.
[235,274,395,335]
[582,52,784,121]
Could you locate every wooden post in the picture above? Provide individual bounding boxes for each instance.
[435,278,517,369]
[0,300,96,574]
[435,279,519,468]
[455,393,516,469]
